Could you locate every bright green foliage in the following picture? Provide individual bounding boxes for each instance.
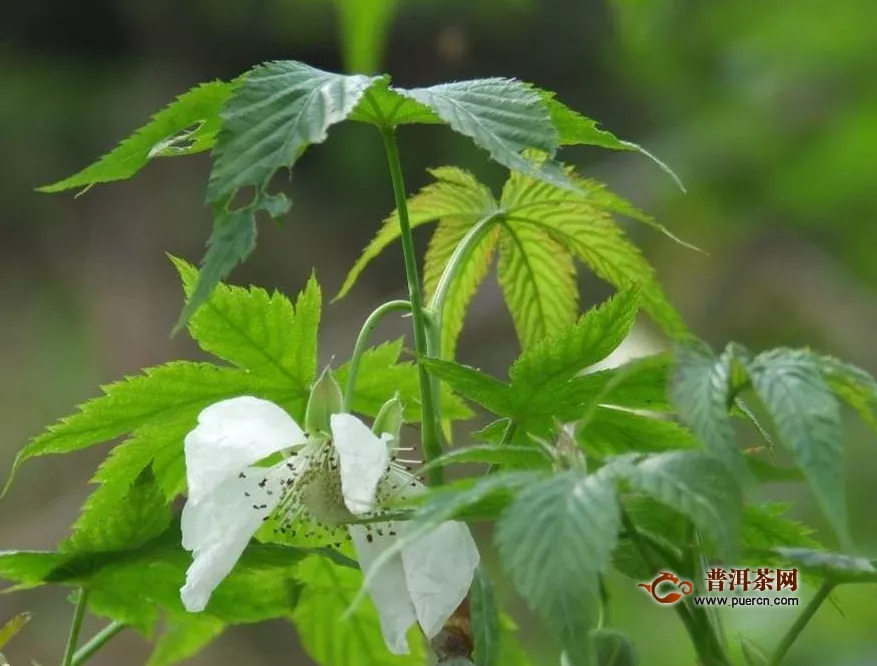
[496,471,620,665]
[293,555,424,665]
[39,81,234,193]
[348,79,441,126]
[578,408,698,457]
[670,341,748,480]
[471,567,501,666]
[773,547,877,585]
[146,615,225,666]
[542,94,631,150]
[421,444,551,473]
[604,451,741,559]
[746,348,848,548]
[334,339,471,422]
[338,163,687,352]
[333,0,399,74]
[0,613,31,651]
[815,353,877,433]
[207,61,379,204]
[740,640,769,666]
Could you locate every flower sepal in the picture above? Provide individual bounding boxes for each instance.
[305,367,343,435]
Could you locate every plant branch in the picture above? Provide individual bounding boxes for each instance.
[60,589,90,666]
[70,622,126,666]
[343,299,412,411]
[379,127,443,485]
[767,582,834,666]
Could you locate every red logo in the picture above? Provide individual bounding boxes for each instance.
[638,571,694,605]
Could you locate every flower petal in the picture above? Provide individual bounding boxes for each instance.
[349,524,417,654]
[185,396,306,500]
[401,521,480,639]
[180,461,293,611]
[331,413,390,515]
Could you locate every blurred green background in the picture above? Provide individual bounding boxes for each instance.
[1,0,876,663]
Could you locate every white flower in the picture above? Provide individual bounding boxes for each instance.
[179,395,479,654]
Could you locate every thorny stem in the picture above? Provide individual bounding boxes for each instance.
[620,511,731,666]
[379,127,444,486]
[343,299,412,412]
[60,589,90,666]
[70,622,126,666]
[767,583,834,666]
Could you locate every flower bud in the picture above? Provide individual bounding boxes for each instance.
[372,393,404,448]
[305,367,343,435]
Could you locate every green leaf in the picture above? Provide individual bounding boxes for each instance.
[605,451,741,560]
[496,471,620,665]
[740,639,768,666]
[578,407,699,457]
[471,567,501,666]
[589,628,638,666]
[746,349,848,547]
[6,361,266,493]
[335,339,472,422]
[207,61,379,204]
[572,354,674,413]
[146,615,224,666]
[772,548,877,585]
[425,216,501,359]
[39,81,234,193]
[814,354,877,434]
[741,503,819,559]
[670,341,748,480]
[541,95,630,151]
[497,220,578,348]
[400,79,566,187]
[63,469,171,554]
[349,79,442,126]
[420,444,551,474]
[174,193,291,331]
[337,167,496,301]
[0,614,31,650]
[293,555,424,664]
[500,167,687,339]
[418,358,515,417]
[408,472,538,525]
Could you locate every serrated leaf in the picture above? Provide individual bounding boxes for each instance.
[63,469,171,554]
[605,451,741,560]
[146,615,224,666]
[349,79,442,126]
[418,358,515,417]
[293,555,424,665]
[399,79,569,188]
[501,167,687,339]
[207,61,379,203]
[40,81,234,193]
[497,221,578,348]
[173,257,319,390]
[334,339,472,422]
[541,94,630,151]
[814,354,877,435]
[6,361,269,493]
[572,354,674,413]
[746,349,848,548]
[471,567,500,666]
[0,614,31,650]
[337,167,496,301]
[425,217,501,359]
[496,472,620,666]
[773,548,877,585]
[670,341,749,480]
[578,407,698,457]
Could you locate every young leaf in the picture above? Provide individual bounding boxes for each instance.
[500,167,687,339]
[542,95,631,151]
[293,555,424,664]
[173,257,320,391]
[772,548,877,585]
[0,614,31,650]
[471,567,501,666]
[578,407,699,457]
[814,354,877,434]
[417,358,515,417]
[746,349,848,547]
[146,615,224,666]
[496,471,620,665]
[605,451,741,560]
[39,81,234,193]
[399,79,567,187]
[207,61,380,204]
[670,341,749,480]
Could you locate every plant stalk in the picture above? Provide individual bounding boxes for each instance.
[70,622,126,666]
[343,299,412,412]
[379,127,443,485]
[767,583,834,666]
[60,589,90,666]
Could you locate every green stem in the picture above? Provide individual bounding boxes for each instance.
[767,583,834,666]
[621,511,730,665]
[379,127,443,485]
[61,589,90,666]
[343,299,412,412]
[70,622,126,666]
